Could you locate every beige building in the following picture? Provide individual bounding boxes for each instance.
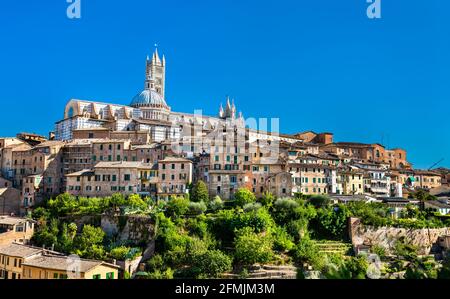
[0,243,119,279]
[66,161,157,197]
[0,217,35,246]
[22,255,119,279]
[0,243,42,279]
[157,157,193,199]
[336,167,364,195]
[413,170,442,190]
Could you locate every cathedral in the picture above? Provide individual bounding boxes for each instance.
[55,49,298,155]
[55,49,246,143]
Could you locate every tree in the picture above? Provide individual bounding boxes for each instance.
[411,189,436,201]
[234,188,256,207]
[293,236,326,271]
[258,191,275,207]
[317,205,350,238]
[234,227,273,265]
[57,222,77,253]
[127,194,148,210]
[191,181,209,203]
[209,196,224,211]
[309,195,331,209]
[192,250,233,278]
[272,225,295,251]
[166,196,190,218]
[73,225,105,259]
[110,193,127,209]
[188,201,207,215]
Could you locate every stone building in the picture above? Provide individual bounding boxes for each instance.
[65,161,157,198]
[0,217,35,246]
[157,157,193,199]
[336,167,365,195]
[413,170,442,190]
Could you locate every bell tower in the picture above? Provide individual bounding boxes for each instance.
[146,48,166,98]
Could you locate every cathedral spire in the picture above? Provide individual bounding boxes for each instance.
[152,48,161,64]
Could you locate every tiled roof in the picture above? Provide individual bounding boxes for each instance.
[23,255,119,272]
[95,161,154,169]
[0,216,30,226]
[159,157,192,163]
[0,244,42,258]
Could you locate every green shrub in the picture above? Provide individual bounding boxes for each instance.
[234,227,273,265]
[234,188,256,207]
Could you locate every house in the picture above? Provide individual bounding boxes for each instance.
[0,216,35,246]
[0,243,43,279]
[65,161,157,198]
[157,157,193,199]
[22,255,119,279]
[424,199,450,215]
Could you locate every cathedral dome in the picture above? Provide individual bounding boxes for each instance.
[130,88,168,109]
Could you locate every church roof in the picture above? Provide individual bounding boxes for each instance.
[130,89,168,108]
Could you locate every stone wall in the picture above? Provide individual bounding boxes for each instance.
[349,217,450,255]
[62,214,156,245]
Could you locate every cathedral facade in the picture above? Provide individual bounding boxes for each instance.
[55,49,298,154]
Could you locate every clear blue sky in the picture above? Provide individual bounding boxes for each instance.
[0,0,449,169]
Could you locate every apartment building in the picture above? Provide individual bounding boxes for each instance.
[157,157,193,199]
[0,217,35,246]
[66,161,156,197]
[336,167,365,195]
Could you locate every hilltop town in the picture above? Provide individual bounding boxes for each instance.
[1,50,450,280]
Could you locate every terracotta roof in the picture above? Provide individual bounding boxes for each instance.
[94,161,154,169]
[0,216,31,226]
[0,244,42,258]
[159,157,192,163]
[23,255,119,272]
[66,169,95,177]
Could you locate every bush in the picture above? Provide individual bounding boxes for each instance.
[189,201,207,215]
[192,250,233,278]
[258,191,275,207]
[243,202,262,212]
[309,195,330,209]
[234,227,274,265]
[209,196,224,211]
[293,236,326,271]
[234,188,256,207]
[166,196,190,218]
[272,226,295,251]
[147,268,174,279]
[110,246,142,261]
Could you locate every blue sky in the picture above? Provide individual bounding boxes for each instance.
[0,0,448,169]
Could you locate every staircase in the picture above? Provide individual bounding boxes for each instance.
[223,265,298,279]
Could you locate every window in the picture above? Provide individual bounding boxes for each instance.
[117,155,121,161]
[162,164,166,170]
[100,144,104,150]
[108,155,112,161]
[215,156,219,162]
[93,274,101,279]
[124,174,131,181]
[181,164,185,170]
[112,175,117,182]
[128,186,133,191]
[162,174,166,180]
[117,144,121,150]
[53,273,58,279]
[92,155,96,162]
[171,164,175,170]
[106,272,114,279]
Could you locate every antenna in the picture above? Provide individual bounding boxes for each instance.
[428,158,444,171]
